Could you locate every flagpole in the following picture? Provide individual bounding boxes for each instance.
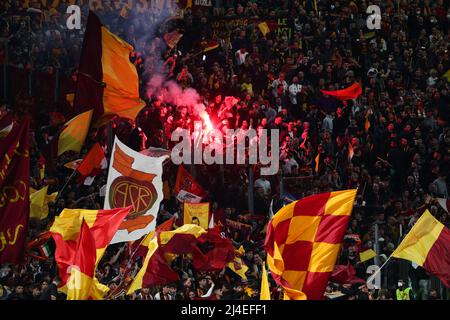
[104,234,151,300]
[367,254,393,284]
[54,169,77,204]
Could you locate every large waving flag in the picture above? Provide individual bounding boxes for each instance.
[320,83,362,101]
[392,210,450,287]
[50,207,131,299]
[129,225,235,292]
[0,117,30,265]
[104,136,168,244]
[73,11,145,124]
[264,189,357,300]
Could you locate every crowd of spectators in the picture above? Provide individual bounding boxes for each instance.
[0,0,449,300]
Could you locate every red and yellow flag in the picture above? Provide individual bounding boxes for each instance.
[264,189,357,300]
[50,207,131,299]
[392,210,450,287]
[74,11,145,124]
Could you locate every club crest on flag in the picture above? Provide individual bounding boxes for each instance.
[105,137,168,244]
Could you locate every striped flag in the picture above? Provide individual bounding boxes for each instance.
[74,11,145,124]
[264,189,358,299]
[392,210,450,287]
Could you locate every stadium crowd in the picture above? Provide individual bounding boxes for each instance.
[0,0,449,300]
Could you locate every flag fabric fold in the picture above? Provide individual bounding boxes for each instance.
[260,263,271,300]
[57,109,94,156]
[264,189,358,300]
[320,83,363,101]
[74,11,145,123]
[392,210,450,287]
[175,166,207,203]
[50,206,131,299]
[30,186,58,220]
[66,220,97,300]
[0,117,30,265]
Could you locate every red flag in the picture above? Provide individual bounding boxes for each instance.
[76,142,106,181]
[0,117,30,265]
[163,30,183,49]
[175,166,207,200]
[141,247,180,286]
[191,227,235,271]
[66,220,97,300]
[320,83,363,101]
[330,263,365,285]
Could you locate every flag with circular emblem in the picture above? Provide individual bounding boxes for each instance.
[264,189,357,300]
[104,136,169,244]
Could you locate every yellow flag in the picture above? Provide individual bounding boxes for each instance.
[227,253,249,280]
[359,249,377,262]
[58,109,93,156]
[260,263,271,300]
[442,69,450,82]
[392,210,445,266]
[30,186,58,220]
[258,22,270,37]
[183,202,210,229]
[127,235,159,295]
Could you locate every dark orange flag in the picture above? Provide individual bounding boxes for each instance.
[0,117,30,264]
[320,83,362,101]
[73,11,145,124]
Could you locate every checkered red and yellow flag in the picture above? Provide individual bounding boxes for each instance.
[264,189,357,300]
